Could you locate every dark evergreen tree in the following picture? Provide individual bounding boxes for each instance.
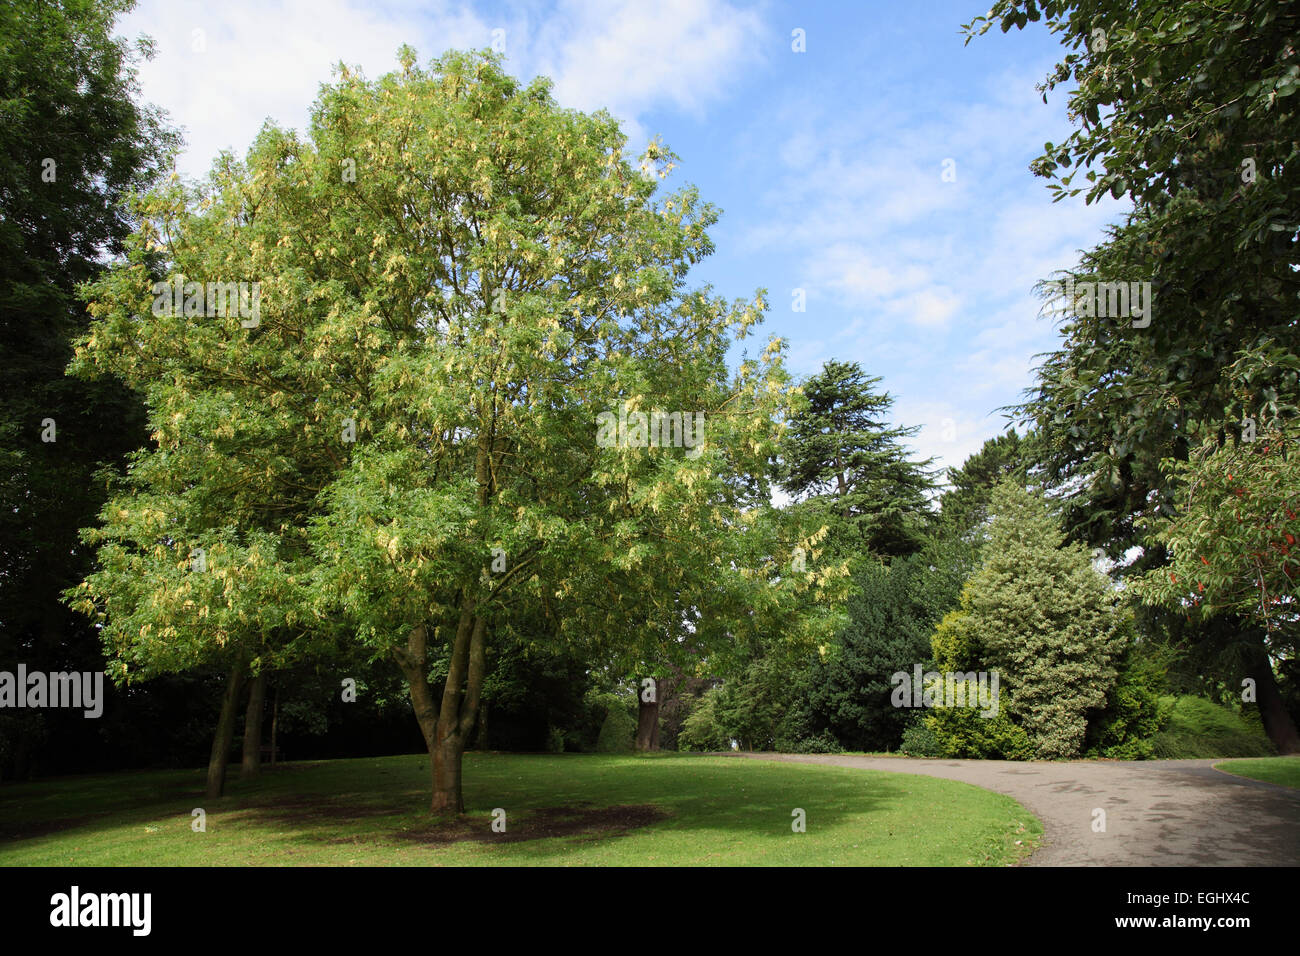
[775,360,937,559]
[0,0,177,778]
[938,428,1035,536]
[805,548,964,752]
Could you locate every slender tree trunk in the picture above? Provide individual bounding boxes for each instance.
[206,662,246,799]
[635,677,660,751]
[269,686,278,766]
[1246,634,1300,754]
[433,605,486,813]
[395,624,439,797]
[475,700,490,751]
[241,671,267,777]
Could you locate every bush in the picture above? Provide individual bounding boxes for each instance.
[1150,695,1275,758]
[927,705,1034,760]
[590,690,636,753]
[677,689,732,751]
[899,718,941,757]
[1085,642,1168,760]
[545,725,565,753]
[778,730,844,754]
[677,659,809,751]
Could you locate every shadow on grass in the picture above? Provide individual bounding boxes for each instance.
[0,753,995,862]
[194,756,905,859]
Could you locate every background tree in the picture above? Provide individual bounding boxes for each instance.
[1132,418,1300,752]
[969,0,1300,752]
[68,142,331,797]
[0,0,178,779]
[775,360,937,560]
[931,482,1127,758]
[805,550,963,751]
[938,429,1035,537]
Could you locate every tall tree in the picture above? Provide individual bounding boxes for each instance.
[0,0,177,778]
[968,0,1300,752]
[931,482,1127,758]
[966,0,1299,557]
[807,550,963,752]
[939,429,1035,536]
[68,153,338,799]
[75,49,818,814]
[775,360,937,559]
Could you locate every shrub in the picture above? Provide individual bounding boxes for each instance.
[677,689,732,751]
[899,718,941,757]
[545,725,565,753]
[927,704,1035,760]
[590,690,636,753]
[778,730,844,754]
[1150,695,1276,758]
[1085,641,1168,759]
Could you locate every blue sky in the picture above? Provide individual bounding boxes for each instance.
[117,0,1129,481]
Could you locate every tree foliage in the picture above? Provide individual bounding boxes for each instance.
[775,359,936,559]
[932,482,1127,758]
[70,48,828,810]
[0,0,177,778]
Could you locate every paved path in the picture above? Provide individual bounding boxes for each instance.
[733,753,1300,865]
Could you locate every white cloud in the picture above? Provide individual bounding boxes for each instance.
[116,0,766,179]
[903,288,961,329]
[533,0,765,115]
[893,398,1011,484]
[117,0,494,179]
[733,54,1130,474]
[530,0,767,152]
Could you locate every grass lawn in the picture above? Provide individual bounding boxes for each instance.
[0,752,1041,866]
[1214,756,1300,789]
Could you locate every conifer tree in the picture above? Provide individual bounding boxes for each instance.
[933,481,1127,758]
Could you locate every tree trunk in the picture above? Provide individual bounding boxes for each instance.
[269,686,278,766]
[395,604,487,815]
[241,671,267,778]
[635,678,660,751]
[1246,636,1300,754]
[475,700,490,751]
[206,662,246,799]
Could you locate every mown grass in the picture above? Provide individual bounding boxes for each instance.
[1214,756,1300,789]
[0,752,1041,866]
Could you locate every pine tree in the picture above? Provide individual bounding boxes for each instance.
[776,360,936,558]
[938,429,1035,537]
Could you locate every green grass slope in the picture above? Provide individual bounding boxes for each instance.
[0,752,1041,866]
[1214,756,1300,789]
